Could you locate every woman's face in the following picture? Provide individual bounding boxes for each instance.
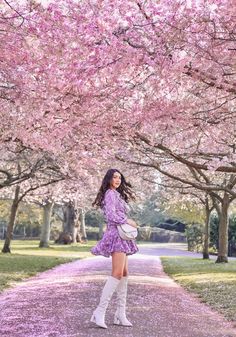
[110,171,122,189]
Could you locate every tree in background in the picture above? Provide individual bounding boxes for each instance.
[1,0,235,262]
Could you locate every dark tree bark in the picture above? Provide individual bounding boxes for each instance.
[216,193,230,263]
[202,197,213,259]
[56,201,80,244]
[2,185,20,253]
[99,222,104,240]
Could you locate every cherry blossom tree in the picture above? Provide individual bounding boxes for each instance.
[147,174,219,259]
[1,0,236,263]
[1,0,234,172]
[0,144,67,252]
[117,137,236,263]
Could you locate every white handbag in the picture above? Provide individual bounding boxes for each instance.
[118,223,138,240]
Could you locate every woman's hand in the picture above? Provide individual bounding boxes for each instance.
[127,218,138,228]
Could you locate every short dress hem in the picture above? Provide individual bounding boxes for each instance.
[90,189,139,258]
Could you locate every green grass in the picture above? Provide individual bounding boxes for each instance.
[161,256,236,321]
[0,239,95,292]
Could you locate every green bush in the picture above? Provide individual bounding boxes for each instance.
[185,223,204,252]
[85,210,104,227]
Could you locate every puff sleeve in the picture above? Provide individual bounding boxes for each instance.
[103,189,128,226]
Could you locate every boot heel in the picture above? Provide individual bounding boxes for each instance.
[114,313,133,326]
[90,314,96,323]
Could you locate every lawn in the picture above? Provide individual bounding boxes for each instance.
[161,256,236,321]
[0,239,95,292]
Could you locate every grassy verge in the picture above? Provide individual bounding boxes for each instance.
[161,256,236,321]
[0,239,95,292]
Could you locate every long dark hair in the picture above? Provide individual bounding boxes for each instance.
[92,168,135,208]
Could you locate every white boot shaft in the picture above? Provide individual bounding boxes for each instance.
[91,276,120,328]
[114,276,133,327]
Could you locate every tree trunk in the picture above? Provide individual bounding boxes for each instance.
[202,200,211,259]
[215,193,230,263]
[63,202,73,234]
[72,226,78,243]
[2,185,20,253]
[39,201,54,248]
[80,208,87,241]
[56,201,77,244]
[72,208,82,243]
[99,222,104,239]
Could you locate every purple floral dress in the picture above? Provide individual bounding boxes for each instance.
[91,189,139,258]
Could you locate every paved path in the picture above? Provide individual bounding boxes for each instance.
[138,242,236,260]
[0,244,236,337]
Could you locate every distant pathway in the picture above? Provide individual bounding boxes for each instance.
[138,242,236,259]
[0,244,235,337]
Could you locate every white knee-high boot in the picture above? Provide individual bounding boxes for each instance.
[90,276,120,329]
[114,276,133,326]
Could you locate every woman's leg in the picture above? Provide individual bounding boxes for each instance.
[90,252,126,328]
[123,255,128,276]
[114,255,132,326]
[111,252,126,279]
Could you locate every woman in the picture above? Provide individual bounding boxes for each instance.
[90,168,139,329]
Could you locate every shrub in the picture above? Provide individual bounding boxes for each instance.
[185,223,204,252]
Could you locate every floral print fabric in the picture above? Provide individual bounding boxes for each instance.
[91,189,139,258]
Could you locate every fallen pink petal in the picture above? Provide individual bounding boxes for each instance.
[0,248,236,337]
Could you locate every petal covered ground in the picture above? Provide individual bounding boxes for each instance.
[0,247,236,337]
